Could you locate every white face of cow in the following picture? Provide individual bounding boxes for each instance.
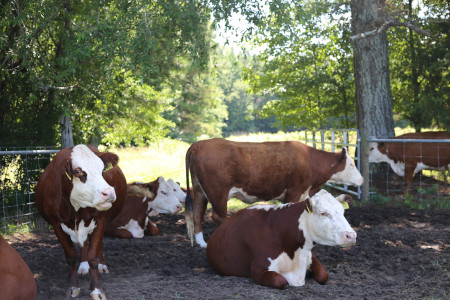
[148,177,182,214]
[300,190,356,248]
[328,148,364,186]
[69,145,116,212]
[167,178,186,203]
[368,142,387,163]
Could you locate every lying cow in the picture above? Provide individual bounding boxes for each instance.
[206,190,356,289]
[78,177,183,275]
[369,131,450,194]
[167,178,187,203]
[185,138,363,247]
[0,234,37,300]
[36,144,127,299]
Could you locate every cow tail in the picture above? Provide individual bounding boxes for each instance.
[185,146,195,246]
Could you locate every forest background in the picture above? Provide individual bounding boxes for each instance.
[0,0,448,148]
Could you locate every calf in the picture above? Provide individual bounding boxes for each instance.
[206,190,356,289]
[78,177,182,275]
[36,145,127,299]
[184,138,363,247]
[0,234,37,300]
[369,131,450,194]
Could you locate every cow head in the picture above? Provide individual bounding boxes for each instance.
[300,190,356,248]
[167,178,186,203]
[328,147,364,186]
[127,177,182,215]
[66,145,117,212]
[368,142,388,163]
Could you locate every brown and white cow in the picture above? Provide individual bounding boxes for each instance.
[36,145,127,299]
[206,190,356,289]
[184,138,363,247]
[0,234,37,300]
[77,177,183,275]
[369,131,450,194]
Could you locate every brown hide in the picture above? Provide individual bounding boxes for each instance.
[206,200,327,289]
[375,131,450,194]
[35,145,126,297]
[0,235,37,300]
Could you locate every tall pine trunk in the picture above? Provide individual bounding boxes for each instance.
[351,0,395,200]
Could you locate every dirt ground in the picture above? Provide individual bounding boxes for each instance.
[8,203,450,300]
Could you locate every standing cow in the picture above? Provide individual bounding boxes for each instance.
[184,138,363,247]
[36,145,127,299]
[206,190,356,289]
[369,131,450,194]
[0,234,37,300]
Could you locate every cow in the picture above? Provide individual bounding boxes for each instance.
[167,178,187,203]
[369,131,450,194]
[77,177,183,275]
[184,138,363,248]
[206,190,356,289]
[0,234,37,300]
[36,144,127,300]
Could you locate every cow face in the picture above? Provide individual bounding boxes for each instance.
[301,190,356,248]
[68,145,117,212]
[167,178,186,203]
[328,147,364,186]
[368,142,388,163]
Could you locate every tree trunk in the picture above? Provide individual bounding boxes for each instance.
[351,0,395,201]
[60,115,74,148]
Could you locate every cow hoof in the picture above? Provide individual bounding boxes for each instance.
[78,261,89,275]
[90,288,107,300]
[65,286,80,298]
[98,263,109,274]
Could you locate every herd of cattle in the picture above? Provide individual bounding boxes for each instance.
[0,132,448,300]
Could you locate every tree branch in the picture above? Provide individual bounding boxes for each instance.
[350,18,431,41]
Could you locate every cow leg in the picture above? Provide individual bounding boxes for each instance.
[193,186,208,247]
[98,244,108,274]
[145,217,160,236]
[250,263,289,289]
[211,199,227,227]
[403,164,416,195]
[78,242,90,275]
[310,251,328,284]
[87,218,107,300]
[52,224,80,297]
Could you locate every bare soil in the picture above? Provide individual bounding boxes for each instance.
[8,204,450,300]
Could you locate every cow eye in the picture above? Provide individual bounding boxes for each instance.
[161,191,168,195]
[320,212,328,217]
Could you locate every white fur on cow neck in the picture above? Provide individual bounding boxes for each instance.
[60,219,96,247]
[69,145,115,211]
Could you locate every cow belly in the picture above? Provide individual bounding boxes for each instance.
[228,187,286,204]
[61,220,96,247]
[118,219,144,238]
[267,248,312,287]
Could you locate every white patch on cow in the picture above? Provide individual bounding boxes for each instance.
[299,186,311,202]
[147,177,182,214]
[267,248,312,287]
[60,219,97,247]
[228,187,287,204]
[90,288,106,298]
[118,219,144,238]
[195,232,207,248]
[77,261,89,275]
[247,203,291,212]
[299,190,356,247]
[167,178,186,203]
[142,196,147,203]
[69,145,116,212]
[98,263,109,273]
[414,162,447,174]
[368,143,406,176]
[328,149,364,186]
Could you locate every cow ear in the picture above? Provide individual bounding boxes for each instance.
[64,159,73,180]
[147,181,158,195]
[339,147,347,161]
[336,194,352,209]
[98,152,119,169]
[305,198,313,214]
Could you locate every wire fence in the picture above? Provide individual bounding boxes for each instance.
[0,147,60,232]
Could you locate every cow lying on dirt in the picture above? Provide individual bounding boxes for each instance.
[185,138,363,248]
[369,131,450,194]
[206,190,356,289]
[0,234,37,300]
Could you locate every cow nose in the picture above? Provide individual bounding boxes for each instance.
[100,188,116,202]
[176,204,183,212]
[341,231,357,245]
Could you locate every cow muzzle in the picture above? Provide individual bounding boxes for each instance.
[96,188,116,211]
[339,231,357,247]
